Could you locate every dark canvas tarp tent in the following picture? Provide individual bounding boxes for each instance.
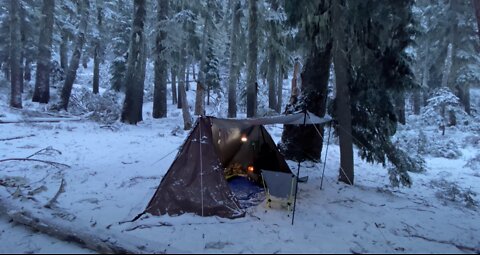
[143,112,331,219]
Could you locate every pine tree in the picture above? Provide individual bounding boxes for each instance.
[344,0,421,186]
[280,0,332,162]
[108,0,132,92]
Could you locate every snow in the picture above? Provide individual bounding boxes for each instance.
[1,98,479,253]
[1,61,479,253]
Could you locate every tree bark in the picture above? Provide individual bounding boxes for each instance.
[177,48,187,110]
[153,0,169,119]
[267,50,277,111]
[33,0,55,103]
[194,82,205,115]
[195,1,210,116]
[276,63,283,113]
[395,92,406,125]
[179,82,192,130]
[246,0,258,117]
[24,58,32,82]
[288,60,301,106]
[412,90,421,115]
[9,0,22,109]
[59,0,89,111]
[227,0,241,118]
[60,29,69,71]
[473,0,480,42]
[92,5,103,95]
[333,0,354,185]
[171,67,177,105]
[121,0,147,124]
[267,1,279,111]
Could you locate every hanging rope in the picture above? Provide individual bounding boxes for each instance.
[150,146,181,166]
[199,119,205,217]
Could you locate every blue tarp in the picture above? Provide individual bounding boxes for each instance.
[228,176,264,208]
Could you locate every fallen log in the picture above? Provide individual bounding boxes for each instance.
[0,117,82,124]
[0,189,184,254]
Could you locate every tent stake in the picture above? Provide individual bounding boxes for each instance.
[291,109,308,225]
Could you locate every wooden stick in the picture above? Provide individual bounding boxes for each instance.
[0,117,82,124]
[0,134,35,142]
[0,158,70,169]
[44,179,66,209]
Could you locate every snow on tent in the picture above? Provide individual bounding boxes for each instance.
[141,111,332,219]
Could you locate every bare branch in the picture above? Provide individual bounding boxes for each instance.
[26,146,62,159]
[44,179,66,209]
[0,134,35,142]
[0,158,70,169]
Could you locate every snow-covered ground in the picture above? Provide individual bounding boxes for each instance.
[1,99,479,253]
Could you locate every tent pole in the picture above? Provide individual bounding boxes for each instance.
[291,109,308,225]
[320,122,332,190]
[199,117,204,217]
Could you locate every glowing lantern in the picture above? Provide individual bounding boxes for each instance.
[241,135,248,142]
[247,166,254,172]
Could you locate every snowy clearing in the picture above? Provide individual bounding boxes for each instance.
[1,103,479,254]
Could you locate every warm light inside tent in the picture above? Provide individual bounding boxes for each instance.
[247,166,254,172]
[241,135,248,142]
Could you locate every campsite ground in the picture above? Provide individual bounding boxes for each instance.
[1,98,479,253]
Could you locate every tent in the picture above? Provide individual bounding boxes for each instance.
[143,112,331,219]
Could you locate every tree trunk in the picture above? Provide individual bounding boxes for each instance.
[395,92,406,125]
[195,1,209,116]
[279,44,332,162]
[24,58,32,82]
[9,0,22,109]
[60,29,69,71]
[59,0,89,110]
[171,67,177,105]
[227,1,241,118]
[192,64,196,81]
[442,43,453,88]
[288,60,301,107]
[177,68,183,109]
[267,50,277,111]
[276,63,283,113]
[267,1,279,111]
[121,0,147,124]
[179,82,192,130]
[153,0,169,119]
[92,5,102,95]
[177,48,187,110]
[185,59,190,91]
[246,0,258,117]
[333,0,354,185]
[412,90,421,115]
[32,0,55,103]
[473,0,480,42]
[194,81,205,115]
[463,84,471,115]
[82,48,89,69]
